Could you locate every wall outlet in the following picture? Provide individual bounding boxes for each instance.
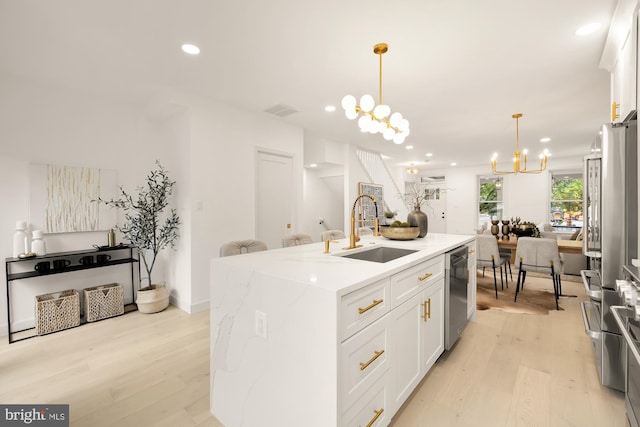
[255,310,267,339]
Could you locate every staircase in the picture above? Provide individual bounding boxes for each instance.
[356,148,408,220]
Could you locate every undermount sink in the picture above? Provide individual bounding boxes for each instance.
[338,246,418,263]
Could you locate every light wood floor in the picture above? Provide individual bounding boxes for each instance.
[0,274,628,427]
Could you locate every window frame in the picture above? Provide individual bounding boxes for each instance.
[478,176,504,228]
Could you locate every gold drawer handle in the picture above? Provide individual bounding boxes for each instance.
[359,349,385,371]
[422,298,432,322]
[418,273,433,281]
[358,299,383,314]
[362,408,384,427]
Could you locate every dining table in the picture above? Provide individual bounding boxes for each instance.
[496,237,583,263]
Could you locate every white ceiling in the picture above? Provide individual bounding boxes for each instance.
[0,0,619,170]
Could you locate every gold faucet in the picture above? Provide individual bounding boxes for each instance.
[344,194,381,250]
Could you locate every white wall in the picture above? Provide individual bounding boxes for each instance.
[0,72,306,334]
[186,96,303,310]
[0,72,174,332]
[302,166,345,241]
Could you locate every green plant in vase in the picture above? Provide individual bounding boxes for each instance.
[97,161,180,313]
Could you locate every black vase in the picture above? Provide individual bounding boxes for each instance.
[407,205,428,238]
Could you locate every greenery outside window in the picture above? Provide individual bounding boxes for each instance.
[550,173,583,230]
[478,177,503,228]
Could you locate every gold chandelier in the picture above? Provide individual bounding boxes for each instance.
[341,43,410,144]
[491,113,549,175]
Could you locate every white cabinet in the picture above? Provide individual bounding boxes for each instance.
[391,278,444,410]
[467,240,477,320]
[340,256,446,425]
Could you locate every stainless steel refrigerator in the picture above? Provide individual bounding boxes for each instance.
[581,111,637,392]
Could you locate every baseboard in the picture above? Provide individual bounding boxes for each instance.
[0,318,34,338]
[169,295,210,314]
[190,300,210,313]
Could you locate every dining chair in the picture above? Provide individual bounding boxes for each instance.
[476,235,510,299]
[320,230,346,241]
[357,227,373,236]
[220,239,268,257]
[513,237,563,310]
[282,233,314,247]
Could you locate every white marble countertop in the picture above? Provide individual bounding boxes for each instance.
[212,232,475,295]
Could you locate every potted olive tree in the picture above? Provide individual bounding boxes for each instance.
[98,161,180,313]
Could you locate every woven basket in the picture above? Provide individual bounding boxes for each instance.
[35,289,81,335]
[83,283,124,322]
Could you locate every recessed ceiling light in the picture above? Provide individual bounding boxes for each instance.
[324,105,336,112]
[576,22,602,36]
[309,163,318,168]
[425,153,433,157]
[405,145,414,150]
[181,44,200,55]
[450,162,457,166]
[540,137,551,143]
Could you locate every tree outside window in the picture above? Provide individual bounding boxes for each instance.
[478,177,503,227]
[550,173,583,229]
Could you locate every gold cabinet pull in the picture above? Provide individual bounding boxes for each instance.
[359,349,385,371]
[358,299,383,314]
[362,408,384,427]
[418,273,433,281]
[421,299,432,321]
[468,249,475,254]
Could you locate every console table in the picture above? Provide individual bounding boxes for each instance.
[5,245,140,343]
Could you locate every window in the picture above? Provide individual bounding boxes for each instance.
[478,177,503,227]
[550,173,583,230]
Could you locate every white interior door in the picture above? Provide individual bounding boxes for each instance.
[256,151,293,250]
[424,182,446,233]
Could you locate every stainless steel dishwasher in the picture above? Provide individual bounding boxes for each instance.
[445,246,469,350]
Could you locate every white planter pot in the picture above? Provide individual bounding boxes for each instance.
[136,284,170,314]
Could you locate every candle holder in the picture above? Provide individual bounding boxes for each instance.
[490,219,500,238]
[501,219,510,240]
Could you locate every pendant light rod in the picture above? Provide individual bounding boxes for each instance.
[374,43,388,105]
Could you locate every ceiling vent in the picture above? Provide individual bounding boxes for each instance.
[264,104,299,117]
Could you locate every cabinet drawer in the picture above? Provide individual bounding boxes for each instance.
[341,373,390,427]
[390,256,443,307]
[340,278,390,341]
[340,313,391,412]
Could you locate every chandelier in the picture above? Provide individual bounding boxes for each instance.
[491,113,549,175]
[341,43,410,144]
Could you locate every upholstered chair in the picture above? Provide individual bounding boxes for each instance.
[321,230,346,241]
[476,235,510,299]
[514,237,563,309]
[282,233,314,248]
[220,240,268,257]
[357,227,373,236]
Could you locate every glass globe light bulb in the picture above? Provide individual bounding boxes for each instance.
[341,95,356,110]
[393,134,405,144]
[373,104,390,119]
[345,108,358,120]
[383,128,395,140]
[360,95,374,112]
[389,112,402,127]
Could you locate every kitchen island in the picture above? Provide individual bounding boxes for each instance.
[210,232,475,427]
